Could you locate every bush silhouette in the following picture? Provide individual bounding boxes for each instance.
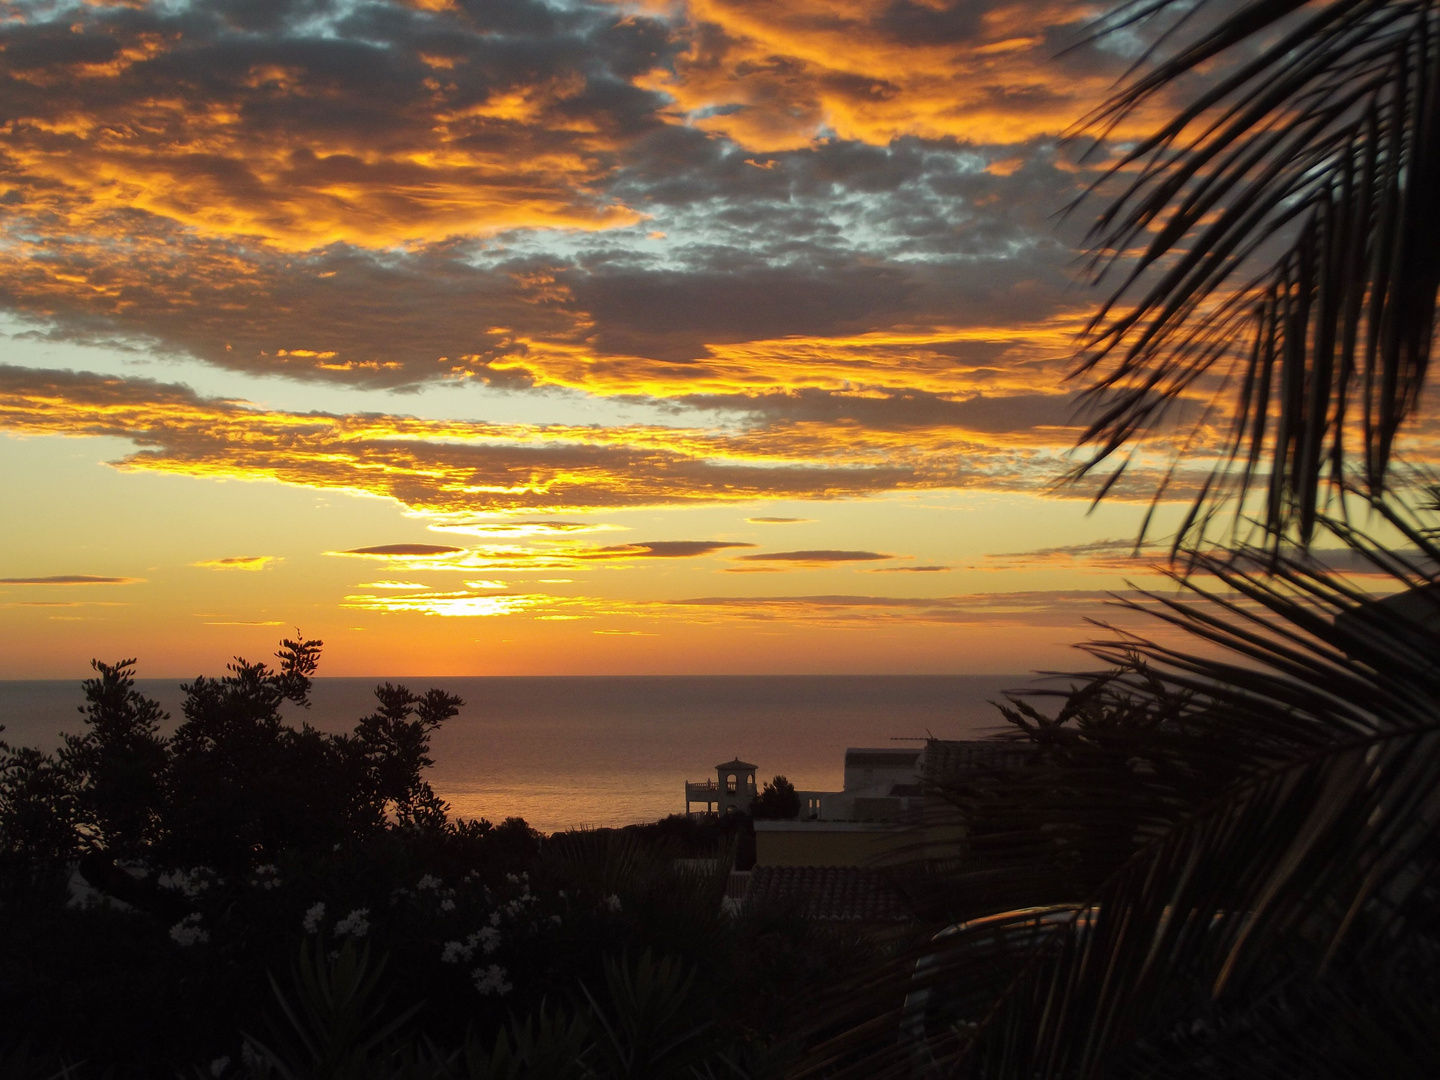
[749,776,800,820]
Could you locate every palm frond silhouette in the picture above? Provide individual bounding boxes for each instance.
[1069,0,1440,548]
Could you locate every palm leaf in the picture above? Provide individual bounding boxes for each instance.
[1068,0,1440,547]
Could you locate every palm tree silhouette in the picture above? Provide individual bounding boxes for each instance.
[803,6,1440,1076]
[1068,0,1440,550]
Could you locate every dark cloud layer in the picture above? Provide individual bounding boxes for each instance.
[869,565,952,572]
[656,590,1143,627]
[0,0,1125,416]
[340,544,467,557]
[592,541,755,559]
[737,550,893,563]
[0,575,141,585]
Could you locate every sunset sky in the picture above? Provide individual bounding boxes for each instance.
[0,0,1209,677]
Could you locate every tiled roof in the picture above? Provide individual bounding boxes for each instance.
[725,871,751,899]
[715,758,758,771]
[744,865,912,921]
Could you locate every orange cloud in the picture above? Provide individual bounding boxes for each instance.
[0,188,1090,401]
[633,0,1164,152]
[326,537,756,574]
[1,7,646,251]
[336,585,1189,631]
[486,323,1082,400]
[0,365,1224,513]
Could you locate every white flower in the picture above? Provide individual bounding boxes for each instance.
[158,868,212,899]
[441,940,474,964]
[334,907,370,938]
[504,873,519,884]
[302,902,326,934]
[444,925,500,964]
[549,915,562,927]
[439,897,456,912]
[210,1056,231,1078]
[603,894,622,913]
[489,910,501,926]
[169,912,209,947]
[472,964,512,996]
[417,874,442,891]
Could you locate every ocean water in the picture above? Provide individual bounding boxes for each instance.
[0,675,1034,834]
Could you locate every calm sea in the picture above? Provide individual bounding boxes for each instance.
[0,675,1034,834]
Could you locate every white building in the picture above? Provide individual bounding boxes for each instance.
[685,747,927,822]
[791,747,926,822]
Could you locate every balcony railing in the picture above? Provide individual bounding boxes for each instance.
[685,780,720,802]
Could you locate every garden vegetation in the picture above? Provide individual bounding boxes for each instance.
[0,642,878,1078]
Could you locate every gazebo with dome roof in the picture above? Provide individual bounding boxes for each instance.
[685,757,758,815]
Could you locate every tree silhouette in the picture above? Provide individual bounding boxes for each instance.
[0,634,466,891]
[750,776,801,820]
[353,684,464,829]
[61,659,168,858]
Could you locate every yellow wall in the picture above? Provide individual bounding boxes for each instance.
[755,827,907,867]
